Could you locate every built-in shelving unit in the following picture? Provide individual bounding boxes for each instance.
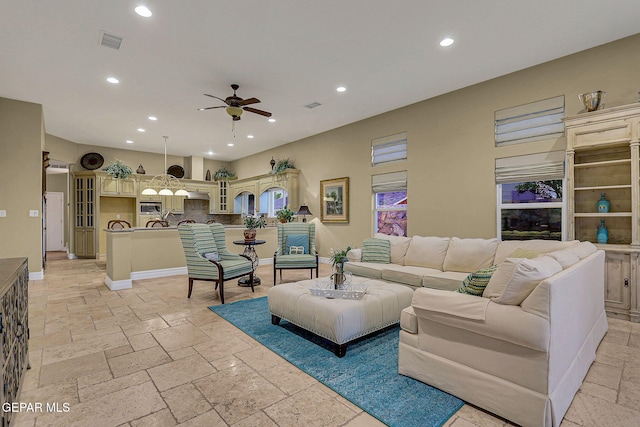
[565,103,640,322]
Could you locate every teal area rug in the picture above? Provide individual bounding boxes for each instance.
[209,297,463,427]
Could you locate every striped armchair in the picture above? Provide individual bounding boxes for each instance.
[178,223,254,304]
[273,222,319,284]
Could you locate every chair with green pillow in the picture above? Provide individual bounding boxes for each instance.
[178,223,254,304]
[273,222,318,284]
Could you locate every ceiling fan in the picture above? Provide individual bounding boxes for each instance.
[199,84,272,121]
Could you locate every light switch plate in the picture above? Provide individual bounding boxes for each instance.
[0,210,6,217]
[29,210,39,217]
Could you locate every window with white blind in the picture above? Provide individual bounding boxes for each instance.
[496,151,565,241]
[495,96,565,146]
[373,171,407,236]
[372,132,407,166]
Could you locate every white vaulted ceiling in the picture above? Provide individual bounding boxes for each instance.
[1,1,639,160]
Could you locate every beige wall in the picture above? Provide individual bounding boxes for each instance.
[6,34,640,268]
[0,98,44,273]
[229,34,640,257]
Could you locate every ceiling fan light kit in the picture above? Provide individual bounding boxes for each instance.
[200,84,272,122]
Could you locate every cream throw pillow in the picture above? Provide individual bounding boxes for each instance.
[483,256,563,305]
[546,248,580,269]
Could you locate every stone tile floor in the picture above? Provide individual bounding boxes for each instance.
[12,255,640,426]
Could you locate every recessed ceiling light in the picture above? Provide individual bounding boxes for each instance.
[148,116,157,121]
[137,128,145,132]
[207,151,215,155]
[440,37,454,47]
[134,6,152,17]
[268,118,276,123]
[106,77,119,84]
[336,86,346,92]
[227,143,234,147]
[247,135,254,139]
[126,140,133,144]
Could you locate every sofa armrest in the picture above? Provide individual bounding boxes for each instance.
[346,248,362,262]
[412,288,550,352]
[412,288,490,320]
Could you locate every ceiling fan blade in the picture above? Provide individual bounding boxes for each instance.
[197,105,226,111]
[243,106,272,117]
[204,93,227,103]
[239,97,260,106]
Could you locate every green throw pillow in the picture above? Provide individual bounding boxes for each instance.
[361,238,391,263]
[457,265,499,296]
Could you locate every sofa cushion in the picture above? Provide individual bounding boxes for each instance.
[494,239,578,264]
[381,265,442,287]
[361,238,391,263]
[404,236,450,270]
[343,262,386,279]
[422,271,469,291]
[374,233,412,264]
[286,234,309,255]
[483,256,563,305]
[442,237,498,273]
[507,248,541,259]
[413,288,491,321]
[457,265,499,296]
[546,248,580,269]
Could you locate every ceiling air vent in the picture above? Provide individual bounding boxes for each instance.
[99,31,123,50]
[304,102,322,109]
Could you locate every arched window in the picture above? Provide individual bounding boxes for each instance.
[260,187,288,217]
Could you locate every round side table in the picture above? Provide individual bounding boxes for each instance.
[233,239,266,286]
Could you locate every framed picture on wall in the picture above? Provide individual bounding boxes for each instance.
[320,177,349,223]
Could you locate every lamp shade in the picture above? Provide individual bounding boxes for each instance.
[297,205,312,216]
[141,188,158,195]
[174,189,189,196]
[158,188,173,196]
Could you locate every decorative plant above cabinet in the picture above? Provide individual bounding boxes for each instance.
[213,166,237,181]
[103,159,133,180]
[271,158,295,175]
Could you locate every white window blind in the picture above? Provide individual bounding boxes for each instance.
[495,151,565,184]
[372,132,407,166]
[495,96,565,146]
[372,171,407,193]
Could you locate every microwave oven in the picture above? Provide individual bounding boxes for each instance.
[140,201,162,214]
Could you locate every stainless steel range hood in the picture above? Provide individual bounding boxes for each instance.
[187,191,210,200]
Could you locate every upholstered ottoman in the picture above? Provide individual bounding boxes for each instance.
[268,278,414,357]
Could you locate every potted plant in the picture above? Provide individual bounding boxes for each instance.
[103,159,133,180]
[213,166,237,181]
[271,158,295,175]
[275,206,295,223]
[243,215,267,242]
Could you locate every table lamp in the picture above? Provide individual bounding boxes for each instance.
[296,205,313,222]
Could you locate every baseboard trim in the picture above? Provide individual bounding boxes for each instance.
[105,276,132,290]
[130,266,187,281]
[29,271,44,281]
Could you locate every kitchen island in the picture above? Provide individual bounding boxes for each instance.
[105,225,278,290]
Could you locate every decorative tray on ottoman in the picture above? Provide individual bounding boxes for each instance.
[310,280,367,300]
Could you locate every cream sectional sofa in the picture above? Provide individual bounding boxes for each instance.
[346,234,607,427]
[346,234,580,290]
